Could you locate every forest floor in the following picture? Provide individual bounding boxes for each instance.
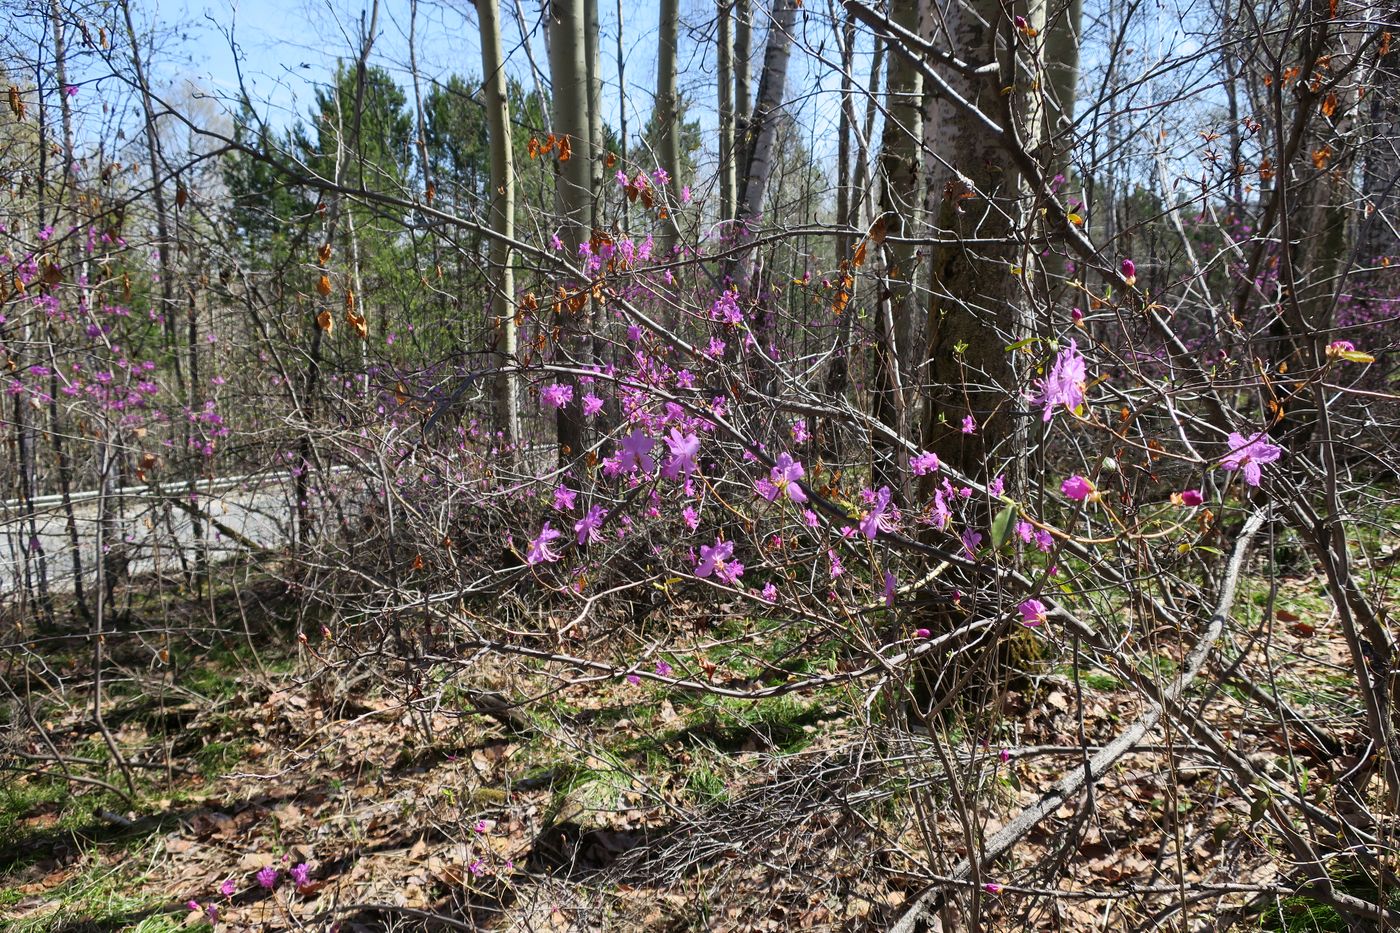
[0,563,1384,932]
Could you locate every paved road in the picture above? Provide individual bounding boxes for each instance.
[0,467,353,599]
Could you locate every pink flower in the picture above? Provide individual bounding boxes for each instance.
[619,428,656,473]
[762,452,808,503]
[550,232,564,251]
[1061,475,1095,501]
[682,505,700,530]
[187,900,201,912]
[290,862,311,889]
[961,529,983,559]
[553,485,577,511]
[911,451,940,475]
[526,522,564,564]
[1071,306,1083,324]
[1034,339,1087,422]
[582,392,605,416]
[468,858,487,877]
[914,628,931,638]
[859,486,894,539]
[1018,598,1047,627]
[962,415,977,434]
[883,571,897,608]
[697,538,742,585]
[1220,432,1282,487]
[681,184,692,204]
[652,167,670,186]
[625,673,641,685]
[219,879,236,897]
[1326,340,1375,363]
[1121,258,1136,285]
[762,582,778,602]
[256,865,278,890]
[540,383,573,409]
[1175,488,1204,506]
[655,659,673,676]
[983,882,1003,894]
[474,819,490,833]
[64,84,78,97]
[998,749,1011,763]
[574,505,608,545]
[662,428,700,480]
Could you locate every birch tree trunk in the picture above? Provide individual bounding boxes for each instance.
[718,0,737,222]
[734,0,753,167]
[731,0,799,294]
[1044,0,1082,138]
[478,0,522,456]
[549,0,595,467]
[584,0,605,204]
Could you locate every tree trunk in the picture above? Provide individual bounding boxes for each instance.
[549,0,595,469]
[656,0,681,255]
[734,0,753,170]
[478,0,522,456]
[872,0,924,493]
[1044,0,1082,138]
[718,0,737,222]
[731,0,799,295]
[920,0,1048,491]
[119,0,181,384]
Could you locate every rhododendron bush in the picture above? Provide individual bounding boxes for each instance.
[3,0,1399,928]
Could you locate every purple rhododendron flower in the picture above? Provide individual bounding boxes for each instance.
[884,571,897,608]
[911,451,940,475]
[662,428,699,480]
[763,452,808,503]
[526,522,563,564]
[762,582,778,602]
[574,505,608,544]
[962,415,977,434]
[1061,475,1094,501]
[1035,339,1087,422]
[961,529,983,559]
[619,428,656,473]
[696,538,743,585]
[553,485,577,511]
[1121,258,1136,283]
[1177,489,1204,506]
[1220,432,1282,487]
[1018,599,1047,627]
[540,383,573,409]
[582,392,605,416]
[859,486,894,539]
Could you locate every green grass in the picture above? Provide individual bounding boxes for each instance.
[1,849,189,933]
